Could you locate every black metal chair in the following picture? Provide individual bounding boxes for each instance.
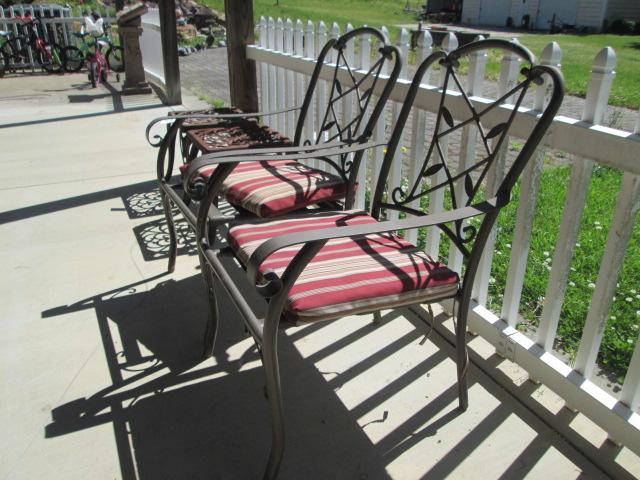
[193,39,564,479]
[145,27,402,273]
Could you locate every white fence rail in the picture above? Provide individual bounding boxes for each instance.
[248,16,640,460]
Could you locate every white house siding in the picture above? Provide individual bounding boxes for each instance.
[606,0,640,20]
[461,0,482,24]
[575,0,608,29]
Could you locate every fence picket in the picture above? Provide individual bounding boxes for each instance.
[621,154,640,410]
[328,22,341,149]
[447,35,487,272]
[370,26,390,200]
[284,19,295,139]
[472,39,522,306]
[275,18,285,133]
[425,33,458,259]
[294,19,305,138]
[501,42,562,328]
[259,17,269,114]
[315,21,327,170]
[536,47,616,352]
[341,23,355,143]
[386,28,409,221]
[267,17,276,128]
[303,20,316,152]
[355,26,371,210]
[405,30,433,244]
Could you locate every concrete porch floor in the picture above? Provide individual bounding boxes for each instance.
[1,74,638,479]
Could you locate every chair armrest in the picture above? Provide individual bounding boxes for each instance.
[145,107,301,146]
[183,139,385,193]
[245,199,503,289]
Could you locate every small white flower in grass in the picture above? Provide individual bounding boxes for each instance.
[570,267,576,272]
[617,282,620,288]
[636,310,640,316]
[569,281,576,287]
[610,315,617,321]
[489,277,496,284]
[631,289,637,294]
[576,243,581,247]
[546,266,552,271]
[595,225,603,230]
[506,243,511,249]
[636,294,640,299]
[594,221,601,225]
[626,297,633,302]
[588,282,596,289]
[628,339,634,344]
[496,251,502,255]
[613,296,617,301]
[543,251,550,257]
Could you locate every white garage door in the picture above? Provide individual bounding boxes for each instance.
[479,0,512,27]
[535,0,578,29]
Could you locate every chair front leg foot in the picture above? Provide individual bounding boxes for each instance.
[262,321,285,480]
[201,262,219,358]
[160,188,178,273]
[455,311,469,412]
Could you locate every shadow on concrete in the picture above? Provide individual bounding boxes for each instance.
[40,262,619,479]
[133,216,197,262]
[0,180,157,225]
[0,80,163,129]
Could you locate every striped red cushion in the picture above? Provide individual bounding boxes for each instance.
[179,160,348,217]
[228,211,460,324]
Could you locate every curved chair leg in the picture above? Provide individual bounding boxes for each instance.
[456,306,469,412]
[160,188,178,273]
[201,260,219,358]
[261,315,285,480]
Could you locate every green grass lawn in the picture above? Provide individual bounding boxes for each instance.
[201,0,415,36]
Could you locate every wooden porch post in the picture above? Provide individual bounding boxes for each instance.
[224,0,259,112]
[158,0,182,105]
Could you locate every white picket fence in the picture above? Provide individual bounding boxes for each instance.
[248,17,640,457]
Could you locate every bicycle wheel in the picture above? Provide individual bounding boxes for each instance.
[38,43,63,73]
[106,45,124,73]
[61,45,83,73]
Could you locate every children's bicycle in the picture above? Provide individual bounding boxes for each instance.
[63,31,112,87]
[0,15,76,74]
[62,15,124,78]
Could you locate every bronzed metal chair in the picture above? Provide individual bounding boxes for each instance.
[145,27,401,273]
[193,39,564,479]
